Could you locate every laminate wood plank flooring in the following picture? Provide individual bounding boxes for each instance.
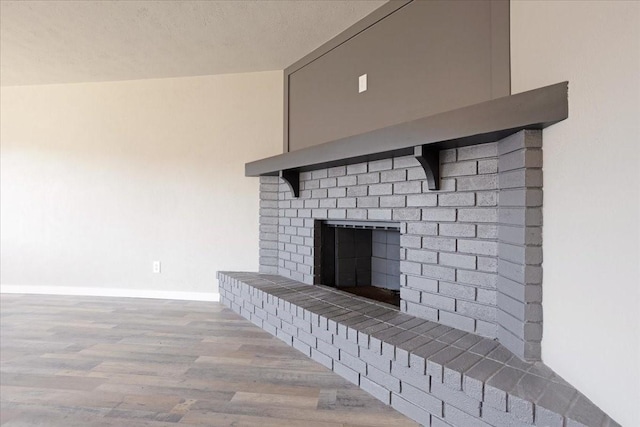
[0,294,418,427]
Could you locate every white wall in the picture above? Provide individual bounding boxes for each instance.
[511,2,639,425]
[0,71,283,298]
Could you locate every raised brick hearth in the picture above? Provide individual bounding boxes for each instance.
[218,272,618,427]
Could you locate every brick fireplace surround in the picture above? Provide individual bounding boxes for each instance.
[218,130,619,426]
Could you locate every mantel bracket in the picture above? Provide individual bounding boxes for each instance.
[279,170,300,197]
[414,145,440,191]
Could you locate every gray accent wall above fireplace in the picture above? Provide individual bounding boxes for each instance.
[259,130,542,361]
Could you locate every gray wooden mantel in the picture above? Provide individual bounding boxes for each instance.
[245,82,568,196]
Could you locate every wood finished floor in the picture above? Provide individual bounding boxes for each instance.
[0,294,418,427]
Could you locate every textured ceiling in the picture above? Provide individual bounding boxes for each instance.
[0,0,386,86]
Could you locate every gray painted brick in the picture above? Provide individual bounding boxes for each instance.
[337,175,357,186]
[534,407,564,427]
[406,275,438,293]
[485,366,526,411]
[477,191,498,206]
[339,349,367,374]
[369,183,393,195]
[438,178,456,192]
[444,404,491,427]
[391,394,432,426]
[501,189,543,208]
[431,416,454,427]
[360,376,392,404]
[423,237,457,252]
[457,301,496,322]
[407,167,427,180]
[499,207,543,227]
[394,181,423,194]
[406,249,438,264]
[407,222,438,235]
[422,208,457,222]
[357,196,379,208]
[499,259,542,285]
[311,188,328,199]
[292,337,311,356]
[405,301,438,321]
[333,361,360,385]
[477,224,498,239]
[400,287,421,303]
[337,198,357,208]
[319,198,337,208]
[421,292,456,311]
[432,381,481,417]
[394,155,420,168]
[499,225,542,246]
[379,195,406,207]
[499,148,543,173]
[439,310,475,332]
[497,276,542,303]
[457,175,497,191]
[458,142,498,160]
[369,158,393,171]
[476,288,497,305]
[439,252,477,269]
[407,193,438,207]
[457,269,497,288]
[347,209,368,220]
[311,348,333,369]
[303,179,320,190]
[400,382,444,417]
[440,149,457,163]
[347,185,368,196]
[478,159,499,174]
[393,208,421,221]
[359,347,391,372]
[438,281,476,300]
[401,261,422,275]
[381,169,407,182]
[311,169,328,180]
[421,264,456,281]
[458,208,497,223]
[441,161,478,177]
[458,239,497,256]
[482,405,532,427]
[498,293,542,322]
[347,163,367,175]
[327,209,346,219]
[320,177,337,188]
[438,223,476,238]
[401,234,422,249]
[498,130,541,156]
[327,166,346,177]
[327,187,346,198]
[438,192,476,206]
[366,365,400,392]
[499,168,543,189]
[358,172,380,185]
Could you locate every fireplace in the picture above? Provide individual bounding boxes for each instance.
[319,220,401,307]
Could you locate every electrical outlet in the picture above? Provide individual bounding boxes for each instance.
[153,261,161,274]
[358,74,367,93]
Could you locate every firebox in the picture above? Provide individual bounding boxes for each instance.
[319,220,400,307]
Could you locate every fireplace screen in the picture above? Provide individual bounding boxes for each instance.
[320,220,400,307]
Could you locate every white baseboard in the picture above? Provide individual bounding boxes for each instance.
[0,285,219,302]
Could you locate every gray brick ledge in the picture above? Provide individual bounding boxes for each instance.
[217,272,619,427]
